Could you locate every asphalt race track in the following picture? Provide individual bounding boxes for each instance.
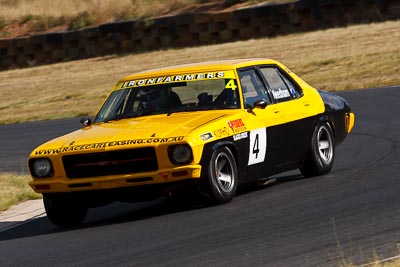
[0,86,399,266]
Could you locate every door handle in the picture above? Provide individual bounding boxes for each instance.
[273,107,280,113]
[303,101,310,107]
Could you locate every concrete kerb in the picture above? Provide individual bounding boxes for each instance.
[0,199,45,232]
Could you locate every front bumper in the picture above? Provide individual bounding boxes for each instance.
[29,165,202,193]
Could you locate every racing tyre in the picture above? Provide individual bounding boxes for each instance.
[300,122,335,177]
[43,194,88,227]
[206,146,238,204]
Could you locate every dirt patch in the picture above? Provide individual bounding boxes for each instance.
[1,21,67,39]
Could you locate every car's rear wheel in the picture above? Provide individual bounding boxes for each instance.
[300,122,335,177]
[43,194,88,227]
[205,146,238,204]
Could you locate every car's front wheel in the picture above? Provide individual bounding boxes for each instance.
[43,194,88,227]
[300,122,335,177]
[205,146,238,204]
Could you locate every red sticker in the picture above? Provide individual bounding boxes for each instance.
[228,119,246,133]
[161,172,169,181]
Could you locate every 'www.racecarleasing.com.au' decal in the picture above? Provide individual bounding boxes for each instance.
[34,136,185,155]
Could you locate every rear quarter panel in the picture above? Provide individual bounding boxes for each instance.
[318,90,352,145]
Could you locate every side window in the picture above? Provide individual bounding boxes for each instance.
[280,72,302,98]
[238,68,270,108]
[260,67,302,102]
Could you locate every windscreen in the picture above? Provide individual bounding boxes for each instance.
[94,70,240,123]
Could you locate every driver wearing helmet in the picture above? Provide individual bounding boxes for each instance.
[140,86,182,111]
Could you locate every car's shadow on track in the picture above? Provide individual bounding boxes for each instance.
[237,172,305,195]
[0,173,305,241]
[0,199,170,241]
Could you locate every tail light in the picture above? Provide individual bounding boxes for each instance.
[345,112,355,133]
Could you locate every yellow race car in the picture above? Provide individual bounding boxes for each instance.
[28,59,355,227]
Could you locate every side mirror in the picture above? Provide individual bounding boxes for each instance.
[252,99,268,110]
[80,116,92,127]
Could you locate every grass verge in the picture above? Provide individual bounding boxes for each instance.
[0,20,399,124]
[0,0,292,36]
[0,0,291,20]
[343,256,400,267]
[0,173,41,212]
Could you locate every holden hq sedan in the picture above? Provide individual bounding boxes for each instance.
[28,59,355,227]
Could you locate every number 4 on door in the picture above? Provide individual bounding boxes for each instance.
[248,128,267,165]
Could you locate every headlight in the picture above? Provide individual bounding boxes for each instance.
[168,145,193,165]
[29,158,54,178]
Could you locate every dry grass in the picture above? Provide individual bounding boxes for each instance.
[343,257,400,267]
[0,0,185,20]
[0,0,292,29]
[0,20,399,124]
[0,173,41,212]
[0,0,292,19]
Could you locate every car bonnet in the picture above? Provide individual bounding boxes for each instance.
[30,111,231,156]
